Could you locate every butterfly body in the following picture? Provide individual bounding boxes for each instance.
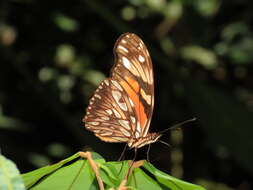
[128,132,161,149]
[83,33,160,149]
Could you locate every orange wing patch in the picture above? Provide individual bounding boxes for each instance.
[126,76,140,93]
[119,79,147,131]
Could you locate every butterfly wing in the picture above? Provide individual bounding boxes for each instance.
[84,78,134,143]
[83,33,154,144]
[112,33,154,138]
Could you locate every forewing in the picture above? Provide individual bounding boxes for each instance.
[112,33,154,138]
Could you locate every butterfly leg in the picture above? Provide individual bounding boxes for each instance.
[132,148,137,163]
[126,148,137,179]
[147,144,151,162]
[118,144,128,161]
[117,144,128,177]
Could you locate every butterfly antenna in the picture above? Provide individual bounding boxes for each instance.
[158,140,171,148]
[160,117,197,134]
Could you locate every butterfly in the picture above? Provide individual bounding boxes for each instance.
[83,32,162,152]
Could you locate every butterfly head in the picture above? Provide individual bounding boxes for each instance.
[149,132,162,144]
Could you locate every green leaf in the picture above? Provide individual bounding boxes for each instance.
[0,154,25,190]
[100,161,129,188]
[30,159,96,190]
[22,152,80,188]
[128,167,164,190]
[22,152,105,189]
[22,152,205,190]
[143,161,206,190]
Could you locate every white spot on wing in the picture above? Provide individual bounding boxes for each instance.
[129,98,134,107]
[136,122,141,133]
[101,116,109,120]
[111,80,123,91]
[112,90,121,101]
[119,103,127,111]
[138,55,145,63]
[122,56,131,69]
[88,121,100,126]
[122,40,127,44]
[119,120,131,130]
[104,79,109,86]
[113,108,121,118]
[120,127,131,137]
[112,90,127,111]
[100,132,113,136]
[106,109,113,115]
[118,45,129,53]
[140,89,151,105]
[94,94,101,99]
[135,131,140,138]
[130,116,136,124]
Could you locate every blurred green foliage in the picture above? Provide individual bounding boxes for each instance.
[0,0,253,190]
[0,154,25,190]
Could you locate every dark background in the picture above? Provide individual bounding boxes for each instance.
[1,1,253,189]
